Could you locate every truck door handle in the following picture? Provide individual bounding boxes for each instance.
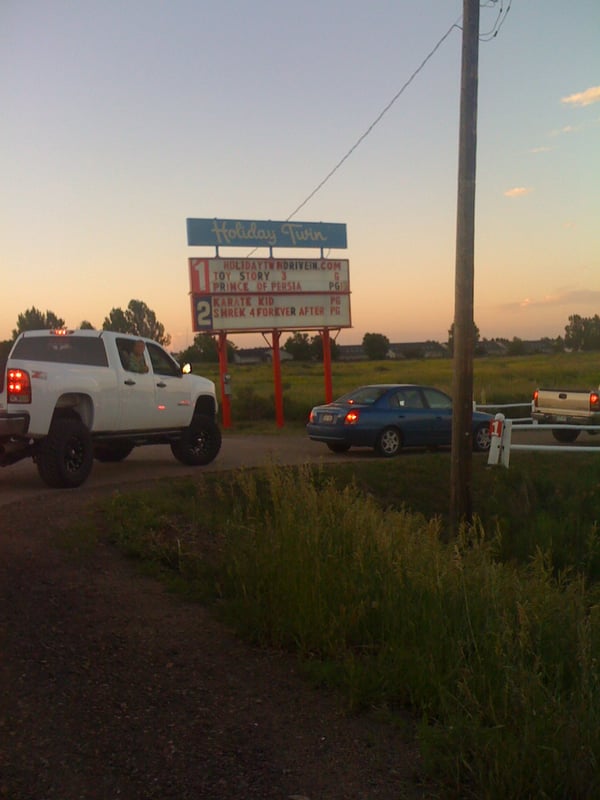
[124,379,136,386]
[156,381,167,388]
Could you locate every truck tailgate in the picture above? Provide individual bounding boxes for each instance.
[536,388,593,416]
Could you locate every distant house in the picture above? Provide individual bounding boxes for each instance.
[389,342,448,360]
[478,339,508,356]
[337,344,368,361]
[233,347,292,365]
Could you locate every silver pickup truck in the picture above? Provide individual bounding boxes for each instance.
[532,386,600,442]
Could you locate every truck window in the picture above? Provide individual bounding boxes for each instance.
[11,336,109,367]
[146,342,182,377]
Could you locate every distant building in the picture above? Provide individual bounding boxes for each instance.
[233,347,292,365]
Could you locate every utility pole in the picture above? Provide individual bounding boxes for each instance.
[450,0,480,532]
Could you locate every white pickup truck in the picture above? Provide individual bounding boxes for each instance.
[0,329,221,488]
[532,386,600,442]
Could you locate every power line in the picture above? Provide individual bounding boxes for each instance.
[285,20,461,222]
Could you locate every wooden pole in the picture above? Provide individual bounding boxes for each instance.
[450,0,480,531]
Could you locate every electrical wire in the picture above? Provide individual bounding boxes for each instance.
[284,20,461,222]
[480,0,512,42]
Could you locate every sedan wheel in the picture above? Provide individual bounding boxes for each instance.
[473,423,492,452]
[375,427,402,457]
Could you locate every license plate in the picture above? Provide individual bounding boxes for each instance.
[321,413,334,423]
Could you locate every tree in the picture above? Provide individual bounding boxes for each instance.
[79,320,95,330]
[506,336,525,356]
[179,333,236,363]
[362,332,390,360]
[283,332,312,361]
[102,299,171,346]
[11,307,65,340]
[564,314,585,350]
[309,334,340,362]
[447,321,480,357]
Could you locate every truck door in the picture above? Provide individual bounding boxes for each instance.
[146,342,193,427]
[116,338,157,430]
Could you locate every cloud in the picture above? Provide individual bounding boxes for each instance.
[561,86,600,107]
[504,187,533,198]
[500,289,600,311]
[549,125,579,137]
[530,146,552,154]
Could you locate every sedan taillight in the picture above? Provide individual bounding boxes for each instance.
[344,410,360,425]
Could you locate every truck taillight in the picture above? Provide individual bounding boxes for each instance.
[532,389,539,407]
[591,393,600,410]
[7,369,32,404]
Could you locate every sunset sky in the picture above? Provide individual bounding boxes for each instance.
[1,0,599,351]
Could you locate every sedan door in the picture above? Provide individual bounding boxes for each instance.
[421,387,453,445]
[385,388,436,446]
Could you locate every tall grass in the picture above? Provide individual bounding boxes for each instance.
[106,465,600,798]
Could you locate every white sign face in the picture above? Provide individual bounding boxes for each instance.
[189,257,350,295]
[191,293,351,332]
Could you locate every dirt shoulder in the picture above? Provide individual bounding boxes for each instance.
[0,485,433,800]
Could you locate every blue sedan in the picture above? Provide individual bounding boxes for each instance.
[307,384,493,456]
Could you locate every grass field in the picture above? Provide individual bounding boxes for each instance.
[97,352,600,799]
[192,350,600,426]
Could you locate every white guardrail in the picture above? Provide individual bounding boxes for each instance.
[479,402,600,468]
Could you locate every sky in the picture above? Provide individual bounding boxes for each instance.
[1,0,599,352]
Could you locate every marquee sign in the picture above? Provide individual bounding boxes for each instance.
[191,292,351,332]
[185,216,351,426]
[189,257,350,295]
[188,256,351,333]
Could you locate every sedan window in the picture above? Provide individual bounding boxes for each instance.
[422,388,452,409]
[339,386,388,405]
[389,389,424,409]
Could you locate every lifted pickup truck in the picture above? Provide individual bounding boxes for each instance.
[532,386,600,442]
[0,329,221,488]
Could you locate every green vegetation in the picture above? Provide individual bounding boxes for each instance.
[86,354,600,797]
[102,449,600,799]
[193,350,600,425]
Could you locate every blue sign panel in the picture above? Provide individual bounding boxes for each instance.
[187,218,347,249]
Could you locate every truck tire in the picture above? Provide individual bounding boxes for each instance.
[94,442,134,462]
[552,428,580,443]
[36,418,94,488]
[171,415,222,466]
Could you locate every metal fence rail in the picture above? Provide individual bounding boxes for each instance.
[487,414,600,467]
